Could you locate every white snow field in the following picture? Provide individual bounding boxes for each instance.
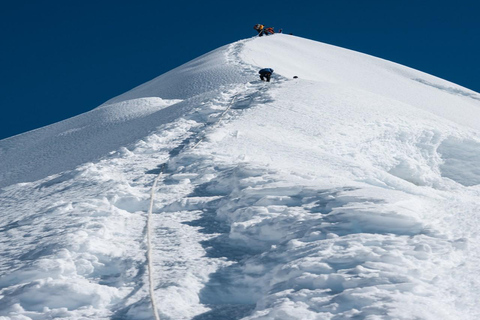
[1,34,480,319]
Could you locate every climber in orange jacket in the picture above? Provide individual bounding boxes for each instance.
[254,24,265,36]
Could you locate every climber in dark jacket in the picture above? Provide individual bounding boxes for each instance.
[259,68,274,82]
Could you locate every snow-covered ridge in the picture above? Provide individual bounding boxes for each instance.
[0,96,183,188]
[1,35,480,319]
[239,35,480,131]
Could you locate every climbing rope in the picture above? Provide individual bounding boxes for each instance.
[191,95,238,149]
[145,91,242,319]
[146,163,164,320]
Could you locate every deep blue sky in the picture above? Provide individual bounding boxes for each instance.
[1,1,478,140]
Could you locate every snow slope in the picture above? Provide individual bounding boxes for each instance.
[1,34,480,319]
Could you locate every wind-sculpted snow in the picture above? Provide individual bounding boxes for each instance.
[0,97,181,188]
[437,137,480,186]
[1,35,480,319]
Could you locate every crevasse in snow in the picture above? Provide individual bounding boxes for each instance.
[1,35,480,319]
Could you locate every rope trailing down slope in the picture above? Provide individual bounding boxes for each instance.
[145,91,241,319]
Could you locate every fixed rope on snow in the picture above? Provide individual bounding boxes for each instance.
[145,90,242,319]
[191,94,239,149]
[146,163,164,320]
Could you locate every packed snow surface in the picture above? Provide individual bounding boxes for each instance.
[1,34,480,319]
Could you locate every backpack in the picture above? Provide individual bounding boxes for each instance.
[264,27,275,34]
[259,68,274,74]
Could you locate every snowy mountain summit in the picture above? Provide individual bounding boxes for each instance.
[1,34,480,319]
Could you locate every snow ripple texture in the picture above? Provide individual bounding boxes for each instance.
[1,35,480,319]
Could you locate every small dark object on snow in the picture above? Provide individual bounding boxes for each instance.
[293,76,298,79]
[259,68,274,82]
